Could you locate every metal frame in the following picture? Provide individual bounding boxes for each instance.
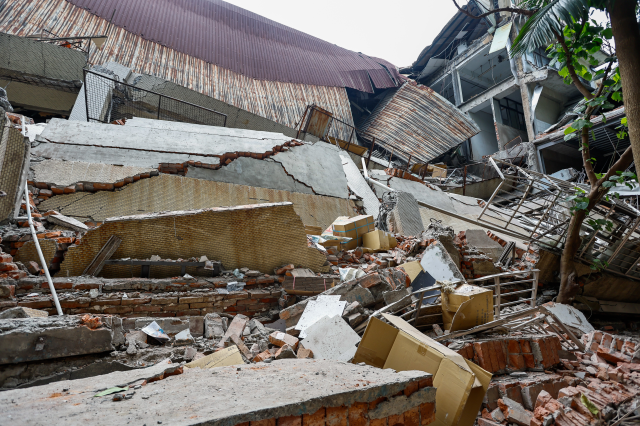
[83,69,227,127]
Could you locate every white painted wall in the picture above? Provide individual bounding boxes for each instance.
[468,111,500,160]
[534,94,563,135]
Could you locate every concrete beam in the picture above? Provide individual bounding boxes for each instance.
[0,315,116,365]
[0,359,435,426]
[459,77,518,113]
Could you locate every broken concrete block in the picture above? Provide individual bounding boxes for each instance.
[269,331,299,350]
[301,315,360,362]
[184,347,197,361]
[295,295,346,338]
[490,408,505,423]
[275,344,296,360]
[204,313,226,340]
[174,329,194,346]
[217,314,248,347]
[47,214,89,232]
[342,301,363,317]
[498,397,533,426]
[382,287,410,306]
[0,316,114,364]
[0,307,48,319]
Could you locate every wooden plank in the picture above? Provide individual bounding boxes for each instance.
[82,235,122,276]
[282,276,336,295]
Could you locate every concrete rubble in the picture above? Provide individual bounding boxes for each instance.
[0,2,638,425]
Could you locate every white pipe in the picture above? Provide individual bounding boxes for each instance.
[23,181,62,316]
[361,158,396,192]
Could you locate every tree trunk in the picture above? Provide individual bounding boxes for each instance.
[558,208,587,303]
[609,0,640,169]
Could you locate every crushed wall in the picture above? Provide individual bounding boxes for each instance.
[0,113,30,223]
[36,174,356,229]
[58,202,329,277]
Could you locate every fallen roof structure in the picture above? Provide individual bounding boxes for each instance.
[359,81,480,163]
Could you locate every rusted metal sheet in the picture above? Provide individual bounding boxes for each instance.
[9,0,403,92]
[0,0,357,136]
[304,106,333,140]
[359,81,480,162]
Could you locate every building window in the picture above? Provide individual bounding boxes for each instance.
[499,98,526,131]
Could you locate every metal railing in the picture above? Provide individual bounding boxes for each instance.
[83,69,227,127]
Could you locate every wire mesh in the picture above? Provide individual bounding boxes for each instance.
[83,69,227,127]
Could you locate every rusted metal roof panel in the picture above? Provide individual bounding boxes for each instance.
[0,0,356,136]
[37,0,404,92]
[359,81,480,163]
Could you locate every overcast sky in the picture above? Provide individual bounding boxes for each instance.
[225,0,460,68]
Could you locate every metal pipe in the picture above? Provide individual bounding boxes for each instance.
[362,158,396,192]
[23,181,62,316]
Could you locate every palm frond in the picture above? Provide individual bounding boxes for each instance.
[510,0,588,57]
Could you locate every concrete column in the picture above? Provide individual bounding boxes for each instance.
[515,57,536,142]
[490,97,503,148]
[452,69,464,106]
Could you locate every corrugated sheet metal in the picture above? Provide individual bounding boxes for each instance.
[11,0,403,92]
[0,0,360,132]
[359,81,480,162]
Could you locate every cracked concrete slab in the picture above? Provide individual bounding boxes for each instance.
[31,159,155,187]
[187,157,314,195]
[268,143,348,198]
[0,359,433,426]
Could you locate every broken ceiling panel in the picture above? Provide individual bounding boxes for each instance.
[359,81,480,163]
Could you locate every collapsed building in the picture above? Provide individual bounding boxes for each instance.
[0,1,638,426]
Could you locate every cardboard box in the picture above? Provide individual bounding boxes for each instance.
[397,260,424,283]
[441,284,494,332]
[353,314,491,426]
[362,230,397,252]
[184,346,243,369]
[331,215,375,249]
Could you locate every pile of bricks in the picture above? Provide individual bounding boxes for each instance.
[583,330,640,364]
[454,334,562,374]
[0,276,282,318]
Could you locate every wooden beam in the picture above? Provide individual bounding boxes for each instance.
[82,235,122,276]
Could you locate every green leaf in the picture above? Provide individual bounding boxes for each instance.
[621,117,628,126]
[564,126,577,135]
[602,28,613,39]
[602,181,616,188]
[559,66,570,78]
[612,92,623,102]
[582,72,592,81]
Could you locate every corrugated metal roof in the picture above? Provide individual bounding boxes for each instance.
[0,0,357,134]
[359,81,480,163]
[52,0,403,92]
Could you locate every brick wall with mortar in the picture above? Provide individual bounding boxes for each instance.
[37,174,356,229]
[454,335,562,374]
[0,113,31,222]
[0,276,283,317]
[56,202,329,278]
[239,377,436,426]
[583,330,640,363]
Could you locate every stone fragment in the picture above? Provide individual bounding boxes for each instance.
[204,313,227,339]
[297,347,314,359]
[0,307,48,319]
[174,329,194,346]
[275,344,297,360]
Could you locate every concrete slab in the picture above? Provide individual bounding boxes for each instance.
[187,157,314,195]
[301,315,360,362]
[465,229,505,261]
[419,241,465,303]
[295,295,346,339]
[544,302,595,335]
[0,359,433,426]
[269,142,348,198]
[340,152,381,218]
[47,214,89,232]
[0,316,114,364]
[391,192,424,237]
[32,159,155,187]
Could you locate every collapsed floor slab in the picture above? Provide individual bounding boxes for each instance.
[35,174,356,228]
[57,202,329,277]
[0,359,436,426]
